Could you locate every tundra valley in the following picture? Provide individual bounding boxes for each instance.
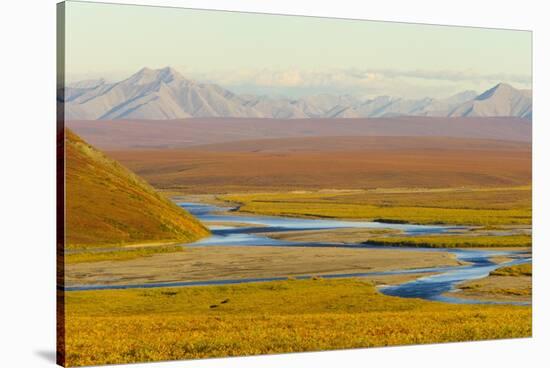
[55,63,534,366]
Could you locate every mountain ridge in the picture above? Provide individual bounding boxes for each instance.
[63,67,532,120]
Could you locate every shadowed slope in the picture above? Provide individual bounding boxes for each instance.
[65,129,209,248]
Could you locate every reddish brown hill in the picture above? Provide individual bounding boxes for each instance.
[65,129,209,248]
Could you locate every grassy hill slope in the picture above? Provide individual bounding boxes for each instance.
[65,129,209,248]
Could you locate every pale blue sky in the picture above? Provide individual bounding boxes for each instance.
[64,1,532,98]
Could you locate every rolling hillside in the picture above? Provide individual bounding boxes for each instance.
[65,129,209,248]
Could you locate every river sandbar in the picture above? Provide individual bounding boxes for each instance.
[66,245,460,287]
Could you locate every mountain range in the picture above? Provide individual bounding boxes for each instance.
[62,67,532,120]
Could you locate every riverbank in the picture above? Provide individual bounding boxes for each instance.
[65,199,531,305]
[445,263,532,303]
[216,187,531,226]
[262,228,531,248]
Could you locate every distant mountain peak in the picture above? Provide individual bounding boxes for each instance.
[129,67,160,85]
[476,82,515,100]
[128,66,187,86]
[63,67,532,120]
[449,82,532,118]
[158,66,185,81]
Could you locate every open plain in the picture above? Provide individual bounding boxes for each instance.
[64,117,532,366]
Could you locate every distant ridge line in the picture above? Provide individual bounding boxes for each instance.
[63,67,532,120]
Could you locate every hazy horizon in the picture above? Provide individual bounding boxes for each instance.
[64,1,532,99]
[67,65,533,102]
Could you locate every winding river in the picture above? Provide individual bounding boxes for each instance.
[67,201,531,305]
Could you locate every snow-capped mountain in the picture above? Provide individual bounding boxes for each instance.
[62,67,532,120]
[63,67,263,120]
[448,83,532,119]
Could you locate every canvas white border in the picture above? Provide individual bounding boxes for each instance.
[0,0,548,367]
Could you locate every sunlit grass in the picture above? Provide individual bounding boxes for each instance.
[219,187,531,225]
[63,279,531,366]
[65,130,209,249]
[66,245,185,264]
[365,235,531,248]
[491,263,532,276]
[456,263,532,301]
[460,284,531,297]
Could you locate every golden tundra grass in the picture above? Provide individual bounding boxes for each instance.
[63,279,531,366]
[65,129,209,249]
[366,235,531,248]
[266,229,531,248]
[219,187,532,225]
[454,263,532,302]
[66,245,185,264]
[490,263,532,276]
